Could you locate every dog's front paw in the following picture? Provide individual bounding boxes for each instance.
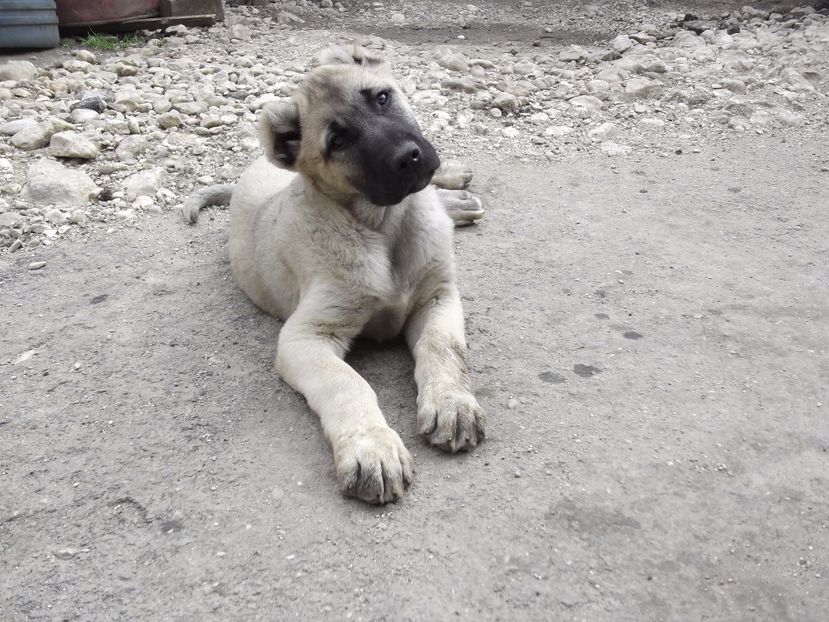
[417,388,486,453]
[335,426,414,504]
[432,160,473,190]
[437,189,485,227]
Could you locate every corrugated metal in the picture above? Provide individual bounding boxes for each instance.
[55,0,160,27]
[0,0,60,49]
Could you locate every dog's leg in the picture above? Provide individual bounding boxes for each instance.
[276,292,414,504]
[405,286,486,453]
[437,189,485,227]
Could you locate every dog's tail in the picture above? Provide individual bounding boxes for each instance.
[181,184,235,224]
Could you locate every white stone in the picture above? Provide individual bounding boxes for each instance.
[612,34,633,53]
[569,95,603,113]
[600,142,631,156]
[45,209,68,225]
[545,125,574,137]
[588,122,617,140]
[0,61,37,81]
[48,132,100,159]
[493,92,519,113]
[624,78,661,99]
[69,109,99,124]
[23,160,99,207]
[1,118,38,136]
[11,123,55,150]
[674,31,707,49]
[124,168,166,200]
[158,111,182,129]
[115,136,149,162]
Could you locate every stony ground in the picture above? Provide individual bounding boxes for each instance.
[1,1,828,620]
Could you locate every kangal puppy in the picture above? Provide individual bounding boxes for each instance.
[189,46,486,504]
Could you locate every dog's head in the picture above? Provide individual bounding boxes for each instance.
[259,45,440,206]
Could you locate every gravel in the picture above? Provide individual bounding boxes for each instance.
[0,2,827,257]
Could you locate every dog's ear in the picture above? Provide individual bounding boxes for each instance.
[317,45,386,68]
[259,100,301,170]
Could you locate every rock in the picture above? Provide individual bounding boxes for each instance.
[124,168,166,200]
[492,92,519,113]
[11,123,55,151]
[588,122,617,140]
[624,78,661,99]
[559,46,589,62]
[115,136,149,163]
[611,34,634,53]
[545,125,574,137]
[0,212,21,228]
[28,261,47,271]
[781,68,815,92]
[0,60,37,81]
[63,59,93,74]
[600,142,631,156]
[228,24,251,39]
[45,209,68,225]
[69,109,99,124]
[132,195,155,210]
[70,95,107,114]
[73,50,97,64]
[158,111,182,129]
[436,52,469,72]
[674,31,706,49]
[48,132,100,160]
[53,547,80,559]
[23,160,99,207]
[776,110,804,127]
[277,11,305,25]
[200,115,222,129]
[569,95,603,113]
[1,118,38,136]
[720,79,746,94]
[69,210,88,225]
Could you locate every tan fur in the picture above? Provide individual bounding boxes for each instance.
[219,47,486,504]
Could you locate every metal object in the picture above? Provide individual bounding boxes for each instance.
[0,0,60,49]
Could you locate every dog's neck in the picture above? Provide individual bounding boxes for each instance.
[304,177,406,232]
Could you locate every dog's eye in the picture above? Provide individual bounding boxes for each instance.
[329,132,346,150]
[375,90,390,106]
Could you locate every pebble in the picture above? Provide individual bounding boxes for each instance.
[28,261,46,270]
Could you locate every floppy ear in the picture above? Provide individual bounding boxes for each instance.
[317,45,386,68]
[259,100,301,170]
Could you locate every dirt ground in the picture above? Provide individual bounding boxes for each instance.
[2,2,829,621]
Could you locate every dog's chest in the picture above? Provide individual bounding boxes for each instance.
[360,225,437,340]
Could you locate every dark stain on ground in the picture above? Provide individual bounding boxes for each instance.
[90,294,108,304]
[539,371,567,384]
[574,364,602,377]
[595,313,610,320]
[624,331,643,339]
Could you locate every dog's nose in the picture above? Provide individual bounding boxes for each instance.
[395,142,422,171]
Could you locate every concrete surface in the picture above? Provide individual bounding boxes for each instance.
[2,134,827,620]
